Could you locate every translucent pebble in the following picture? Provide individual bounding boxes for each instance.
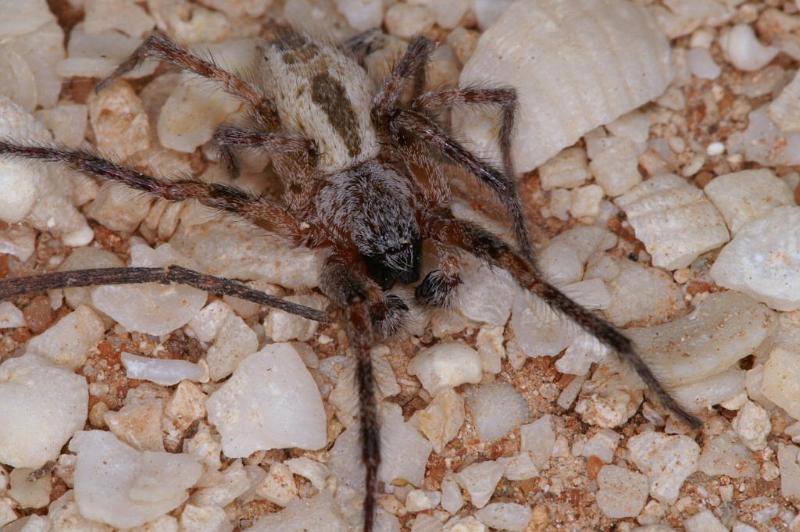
[441,476,464,514]
[87,80,150,160]
[475,503,532,531]
[589,137,643,197]
[520,415,555,469]
[732,400,771,451]
[58,247,124,310]
[48,491,111,532]
[0,302,25,329]
[83,0,155,37]
[263,294,326,342]
[249,492,347,531]
[411,389,465,453]
[455,254,518,325]
[762,347,800,420]
[207,343,327,457]
[580,429,621,463]
[684,509,728,532]
[455,461,504,508]
[778,443,800,498]
[69,431,202,529]
[0,0,54,38]
[409,0,470,29]
[688,47,721,79]
[596,465,649,518]
[0,354,87,470]
[121,352,207,386]
[334,0,384,31]
[455,0,672,173]
[0,46,38,111]
[569,184,604,219]
[698,429,758,478]
[704,169,794,234]
[104,397,165,452]
[616,174,729,269]
[538,147,590,191]
[720,24,778,72]
[627,432,700,504]
[465,383,530,442]
[407,341,483,396]
[180,504,231,532]
[8,467,51,509]
[34,104,88,148]
[769,72,800,132]
[5,21,64,109]
[470,0,514,30]
[0,153,39,224]
[384,4,434,39]
[710,206,800,311]
[26,305,105,369]
[669,368,746,414]
[405,489,440,512]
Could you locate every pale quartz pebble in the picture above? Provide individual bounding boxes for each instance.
[256,463,298,507]
[334,0,384,31]
[538,147,590,191]
[0,155,39,225]
[511,291,574,357]
[0,46,38,111]
[710,207,800,311]
[455,0,672,173]
[384,4,434,39]
[465,383,529,442]
[407,341,482,396]
[581,429,622,463]
[615,174,729,269]
[330,403,432,488]
[720,24,778,72]
[626,291,775,388]
[4,19,64,109]
[762,347,800,420]
[286,457,329,490]
[557,373,586,410]
[726,108,800,166]
[207,343,326,457]
[26,305,105,369]
[192,460,250,508]
[520,415,555,469]
[537,241,583,286]
[263,294,326,342]
[447,27,480,65]
[202,303,258,381]
[551,226,618,263]
[0,302,25,329]
[48,491,112,532]
[85,182,153,233]
[669,368,746,414]
[778,443,800,497]
[441,476,464,514]
[575,365,643,428]
[606,110,650,150]
[0,0,54,38]
[589,137,643,197]
[551,189,577,222]
[409,0,468,29]
[0,224,36,262]
[8,468,51,509]
[329,350,398,427]
[0,354,87,468]
[475,325,504,374]
[121,352,206,386]
[596,465,649,518]
[684,510,727,532]
[3,515,50,531]
[104,397,165,452]
[180,504,232,532]
[704,169,794,234]
[170,217,323,290]
[186,300,232,344]
[282,0,353,42]
[83,0,155,37]
[732,400,771,451]
[627,432,700,504]
[92,243,207,336]
[569,184,604,219]
[164,381,206,434]
[769,72,800,132]
[250,491,346,531]
[455,254,517,325]
[474,503,532,531]
[58,247,124,310]
[592,256,684,327]
[688,47,721,79]
[87,80,150,160]
[455,461,504,508]
[471,0,513,29]
[35,103,89,148]
[561,279,611,311]
[411,389,465,453]
[69,430,201,529]
[406,489,441,512]
[698,429,758,478]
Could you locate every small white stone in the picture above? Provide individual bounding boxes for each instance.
[334,0,384,31]
[285,457,329,491]
[698,429,758,478]
[441,476,464,514]
[207,343,327,457]
[104,397,165,451]
[263,294,326,343]
[409,0,469,29]
[707,141,725,156]
[0,224,35,262]
[475,325,504,374]
[407,341,482,396]
[520,415,555,469]
[569,184,604,219]
[411,389,465,454]
[539,147,590,190]
[627,432,700,504]
[732,400,771,451]
[455,255,518,325]
[24,305,104,368]
[778,443,800,497]
[684,509,727,532]
[384,4,434,39]
[83,0,155,37]
[688,47,721,79]
[762,347,800,420]
[704,169,794,234]
[122,352,206,387]
[206,309,258,381]
[0,157,39,224]
[8,468,51,509]
[48,490,111,532]
[596,465,649,518]
[0,302,25,329]
[455,460,504,508]
[87,80,150,160]
[720,24,778,72]
[191,460,251,509]
[406,489,441,512]
[590,137,643,197]
[250,492,346,531]
[34,103,88,148]
[769,71,800,132]
[616,174,729,270]
[179,504,231,532]
[255,462,297,507]
[581,429,621,463]
[164,381,207,433]
[498,452,538,481]
[69,430,201,529]
[0,354,87,468]
[710,206,800,311]
[475,503,532,531]
[465,383,530,442]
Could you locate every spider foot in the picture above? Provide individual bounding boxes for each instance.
[415,269,461,307]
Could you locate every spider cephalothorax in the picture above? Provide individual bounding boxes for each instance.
[0,25,701,532]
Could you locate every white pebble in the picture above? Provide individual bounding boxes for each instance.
[455,460,504,508]
[698,429,758,479]
[685,509,727,532]
[455,255,518,325]
[539,147,590,190]
[706,141,725,156]
[255,462,297,507]
[87,80,150,160]
[778,443,800,498]
[615,174,729,270]
[285,457,329,491]
[596,465,649,518]
[83,0,154,37]
[385,4,434,39]
[769,71,800,132]
[627,432,700,504]
[0,302,25,329]
[69,430,201,529]
[475,325,504,374]
[475,503,532,531]
[569,184,604,219]
[192,460,251,509]
[411,388,465,453]
[410,0,469,29]
[762,347,800,420]
[732,400,771,451]
[203,303,258,381]
[406,489,441,512]
[180,504,231,532]
[465,383,530,442]
[0,354,87,468]
[720,24,778,72]
[441,476,464,514]
[85,182,153,233]
[121,352,206,386]
[263,294,326,342]
[589,137,643,197]
[165,381,207,433]
[669,368,746,414]
[471,0,513,29]
[26,305,104,369]
[704,169,794,234]
[249,492,347,531]
[104,397,165,452]
[710,206,800,311]
[334,0,384,31]
[0,157,39,224]
[48,491,110,532]
[207,343,327,457]
[34,103,87,148]
[407,341,482,396]
[498,452,538,481]
[581,429,621,463]
[688,47,721,79]
[520,415,555,469]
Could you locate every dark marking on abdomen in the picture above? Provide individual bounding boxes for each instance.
[310,73,362,159]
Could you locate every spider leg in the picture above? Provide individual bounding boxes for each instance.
[0,266,329,322]
[423,213,703,429]
[415,241,462,307]
[0,142,308,243]
[212,125,318,178]
[391,109,533,260]
[97,29,280,129]
[343,28,386,64]
[371,36,435,117]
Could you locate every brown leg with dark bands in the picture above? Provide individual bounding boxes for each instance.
[0,266,329,322]
[371,36,435,118]
[425,213,703,430]
[212,125,319,179]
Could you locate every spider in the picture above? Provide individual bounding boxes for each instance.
[0,26,700,531]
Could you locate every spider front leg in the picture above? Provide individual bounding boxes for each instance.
[415,241,462,307]
[212,125,318,178]
[423,213,703,430]
[371,35,435,116]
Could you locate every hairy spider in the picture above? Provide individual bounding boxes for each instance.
[0,27,700,531]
